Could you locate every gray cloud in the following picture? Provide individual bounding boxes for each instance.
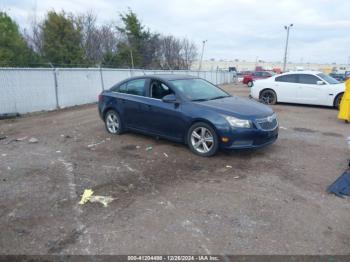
[1,0,349,63]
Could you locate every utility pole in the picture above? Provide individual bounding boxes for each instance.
[48,62,59,109]
[283,24,293,72]
[198,40,207,71]
[130,48,134,69]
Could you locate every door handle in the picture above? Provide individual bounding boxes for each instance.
[121,99,126,104]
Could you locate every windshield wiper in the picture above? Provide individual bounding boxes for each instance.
[209,95,230,100]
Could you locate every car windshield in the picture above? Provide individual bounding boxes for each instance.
[317,73,339,84]
[170,78,230,101]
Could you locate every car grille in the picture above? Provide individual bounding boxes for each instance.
[255,114,278,131]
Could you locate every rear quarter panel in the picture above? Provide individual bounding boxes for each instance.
[99,91,124,121]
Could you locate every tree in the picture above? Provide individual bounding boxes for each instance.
[158,36,197,70]
[23,12,44,55]
[76,12,121,66]
[116,9,158,68]
[181,38,197,70]
[1,9,197,69]
[0,12,36,67]
[41,11,84,66]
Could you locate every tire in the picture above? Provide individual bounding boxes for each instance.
[247,81,253,87]
[259,89,277,105]
[187,122,219,157]
[334,93,343,110]
[104,110,123,135]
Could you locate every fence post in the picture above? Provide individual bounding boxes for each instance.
[99,66,105,91]
[52,67,60,109]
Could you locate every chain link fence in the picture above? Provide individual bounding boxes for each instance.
[0,68,235,115]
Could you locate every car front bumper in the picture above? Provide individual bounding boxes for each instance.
[219,126,279,150]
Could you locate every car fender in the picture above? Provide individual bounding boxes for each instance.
[251,81,266,99]
[186,110,231,141]
[331,83,346,106]
[333,92,344,106]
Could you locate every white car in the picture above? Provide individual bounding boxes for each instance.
[250,71,345,108]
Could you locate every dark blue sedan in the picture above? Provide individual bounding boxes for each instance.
[98,75,278,156]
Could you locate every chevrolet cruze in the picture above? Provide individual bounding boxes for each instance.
[98,75,278,157]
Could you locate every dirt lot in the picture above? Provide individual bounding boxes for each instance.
[0,83,350,255]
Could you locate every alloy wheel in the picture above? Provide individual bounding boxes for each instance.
[106,112,119,134]
[190,127,214,154]
[261,91,275,105]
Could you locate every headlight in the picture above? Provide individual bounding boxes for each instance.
[225,116,252,128]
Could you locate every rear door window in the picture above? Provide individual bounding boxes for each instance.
[126,79,146,96]
[298,74,320,84]
[275,74,298,83]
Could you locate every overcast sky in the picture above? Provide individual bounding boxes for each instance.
[1,0,349,64]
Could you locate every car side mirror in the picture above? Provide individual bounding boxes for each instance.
[162,94,178,103]
[317,80,326,85]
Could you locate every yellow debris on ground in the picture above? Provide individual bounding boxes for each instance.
[79,189,114,207]
[79,189,94,205]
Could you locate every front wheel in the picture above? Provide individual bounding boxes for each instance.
[259,89,277,105]
[334,93,343,110]
[187,122,219,157]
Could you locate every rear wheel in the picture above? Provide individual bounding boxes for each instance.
[104,110,123,135]
[334,93,343,110]
[187,122,219,157]
[247,81,253,87]
[259,89,277,105]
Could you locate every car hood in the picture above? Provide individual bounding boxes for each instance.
[194,96,274,119]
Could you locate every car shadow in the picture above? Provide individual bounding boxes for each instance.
[274,102,336,110]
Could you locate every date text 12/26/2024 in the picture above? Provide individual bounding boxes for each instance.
[127,256,220,261]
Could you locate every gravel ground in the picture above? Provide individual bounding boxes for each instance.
[0,83,349,255]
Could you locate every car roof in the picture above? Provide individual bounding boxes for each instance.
[281,70,323,75]
[128,74,198,81]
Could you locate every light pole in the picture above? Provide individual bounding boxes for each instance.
[283,24,293,72]
[198,40,207,71]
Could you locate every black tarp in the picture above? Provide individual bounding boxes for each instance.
[327,170,350,197]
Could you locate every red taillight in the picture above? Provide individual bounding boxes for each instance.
[98,94,103,102]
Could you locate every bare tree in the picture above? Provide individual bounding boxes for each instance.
[78,13,121,66]
[159,35,180,69]
[158,35,197,70]
[181,38,197,70]
[23,13,44,55]
[99,24,120,54]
